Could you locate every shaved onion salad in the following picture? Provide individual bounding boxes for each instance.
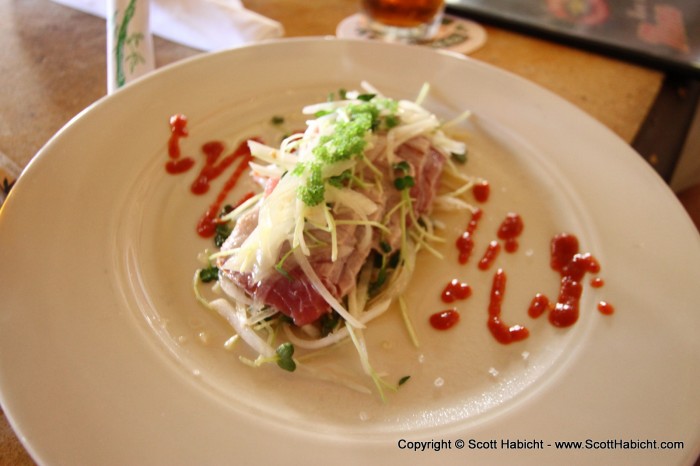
[195,82,478,399]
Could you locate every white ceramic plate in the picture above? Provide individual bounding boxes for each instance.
[1,38,698,466]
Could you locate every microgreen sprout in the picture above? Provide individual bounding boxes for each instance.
[276,342,296,372]
[393,175,415,191]
[195,82,475,401]
[369,248,402,296]
[393,161,415,190]
[274,248,296,281]
[199,265,219,283]
[214,223,232,247]
[393,161,411,173]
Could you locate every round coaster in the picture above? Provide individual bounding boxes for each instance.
[336,13,487,55]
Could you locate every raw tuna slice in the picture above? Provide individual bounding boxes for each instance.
[218,135,446,326]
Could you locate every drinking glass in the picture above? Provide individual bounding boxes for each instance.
[361,0,446,43]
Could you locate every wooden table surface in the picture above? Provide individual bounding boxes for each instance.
[0,1,692,465]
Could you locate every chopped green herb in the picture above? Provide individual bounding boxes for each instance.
[398,375,411,386]
[271,115,285,125]
[199,266,219,283]
[297,163,325,206]
[295,103,378,206]
[384,114,400,129]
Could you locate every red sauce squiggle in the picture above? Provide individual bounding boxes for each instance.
[532,233,605,327]
[456,208,482,265]
[163,114,260,238]
[487,268,529,344]
[478,240,501,270]
[196,148,254,238]
[191,139,256,195]
[165,114,195,174]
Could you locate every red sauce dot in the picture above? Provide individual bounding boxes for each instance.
[441,279,472,303]
[528,293,551,318]
[497,213,524,253]
[591,277,605,288]
[597,301,615,315]
[473,180,490,203]
[430,309,460,330]
[456,232,474,265]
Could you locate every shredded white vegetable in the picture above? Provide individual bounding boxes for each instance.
[196,82,476,398]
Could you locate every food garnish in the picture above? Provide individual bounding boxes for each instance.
[194,82,475,399]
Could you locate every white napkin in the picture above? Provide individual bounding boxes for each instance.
[51,0,285,51]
